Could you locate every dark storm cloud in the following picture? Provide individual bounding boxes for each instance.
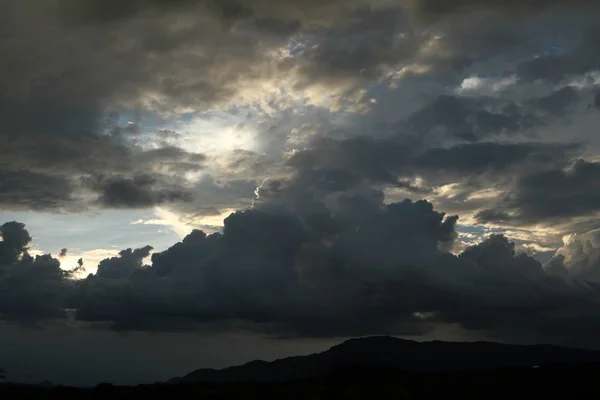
[63,203,594,340]
[286,136,411,186]
[59,0,205,23]
[279,85,586,194]
[515,53,600,84]
[3,0,279,111]
[167,175,259,220]
[458,234,544,279]
[0,129,204,211]
[0,140,204,211]
[431,234,592,336]
[525,86,581,115]
[476,159,600,224]
[0,132,204,177]
[415,142,579,174]
[95,246,153,279]
[288,6,423,98]
[4,193,600,344]
[74,208,309,330]
[89,174,193,209]
[0,199,586,343]
[404,95,537,142]
[0,222,75,321]
[72,200,457,334]
[0,222,32,265]
[60,0,395,25]
[0,253,73,321]
[414,0,596,20]
[444,9,600,87]
[592,91,600,109]
[280,133,578,211]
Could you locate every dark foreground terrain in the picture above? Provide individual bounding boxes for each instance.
[3,336,600,399]
[2,365,600,399]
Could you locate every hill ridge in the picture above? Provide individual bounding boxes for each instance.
[170,336,600,384]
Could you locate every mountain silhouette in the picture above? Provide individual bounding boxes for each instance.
[170,336,600,384]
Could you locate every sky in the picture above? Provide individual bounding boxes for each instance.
[4,0,600,386]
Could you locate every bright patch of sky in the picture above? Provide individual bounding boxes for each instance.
[170,112,261,156]
[456,75,518,96]
[152,207,236,238]
[453,223,559,263]
[0,209,181,273]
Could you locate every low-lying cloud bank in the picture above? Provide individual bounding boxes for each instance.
[2,198,600,347]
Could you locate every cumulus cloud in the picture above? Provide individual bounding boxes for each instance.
[4,194,600,347]
[0,222,76,321]
[0,222,32,265]
[546,229,600,282]
[95,246,153,280]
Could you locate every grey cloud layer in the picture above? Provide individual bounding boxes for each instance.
[2,0,600,223]
[0,0,279,211]
[476,159,600,225]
